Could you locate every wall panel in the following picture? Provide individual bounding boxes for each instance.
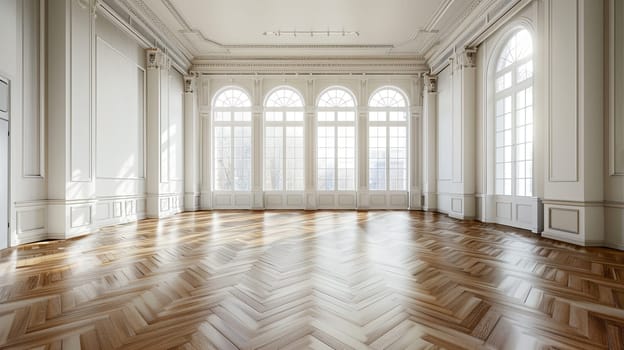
[548,0,578,182]
[95,37,144,180]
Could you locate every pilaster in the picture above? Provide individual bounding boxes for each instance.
[46,0,98,238]
[184,74,200,210]
[422,73,438,211]
[448,48,477,219]
[145,48,179,218]
[542,0,604,245]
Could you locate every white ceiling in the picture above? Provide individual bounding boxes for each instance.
[138,0,481,58]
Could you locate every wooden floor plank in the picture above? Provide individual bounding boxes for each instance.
[0,210,623,349]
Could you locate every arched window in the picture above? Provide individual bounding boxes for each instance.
[264,87,305,191]
[317,88,357,191]
[494,29,533,196]
[212,87,252,191]
[368,87,409,191]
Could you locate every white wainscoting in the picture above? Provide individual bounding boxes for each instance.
[94,195,146,227]
[483,195,543,233]
[47,199,98,240]
[316,192,357,209]
[542,202,605,246]
[212,191,253,209]
[358,191,409,210]
[14,201,47,245]
[264,192,306,210]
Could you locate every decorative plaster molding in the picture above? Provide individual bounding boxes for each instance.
[100,0,191,71]
[424,74,438,93]
[146,48,169,69]
[427,0,527,74]
[458,48,477,68]
[147,0,464,58]
[191,57,427,75]
[184,75,195,93]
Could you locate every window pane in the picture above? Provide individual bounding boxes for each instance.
[389,127,407,191]
[337,126,355,190]
[317,127,335,191]
[214,127,232,190]
[318,111,333,122]
[517,60,533,82]
[318,88,355,108]
[233,127,251,190]
[265,111,282,122]
[389,111,406,121]
[369,111,385,121]
[285,126,304,190]
[286,111,303,122]
[266,88,304,108]
[370,88,407,108]
[264,126,283,190]
[368,126,386,190]
[496,72,512,92]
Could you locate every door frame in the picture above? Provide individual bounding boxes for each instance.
[0,75,11,249]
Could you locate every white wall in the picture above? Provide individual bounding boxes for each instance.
[94,11,147,227]
[0,0,48,245]
[0,0,188,246]
[434,0,619,248]
[605,0,624,249]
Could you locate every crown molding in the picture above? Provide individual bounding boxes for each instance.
[427,0,533,75]
[99,0,192,72]
[191,57,428,75]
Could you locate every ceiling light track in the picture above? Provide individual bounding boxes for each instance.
[263,30,360,37]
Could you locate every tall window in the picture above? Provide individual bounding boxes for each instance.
[212,88,252,191]
[317,88,356,191]
[264,87,305,191]
[495,29,533,196]
[368,88,409,191]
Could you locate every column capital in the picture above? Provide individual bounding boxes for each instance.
[146,48,169,69]
[457,47,477,68]
[184,75,195,93]
[424,73,438,93]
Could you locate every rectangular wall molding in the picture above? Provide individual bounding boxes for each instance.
[70,205,92,229]
[547,0,579,182]
[548,207,580,234]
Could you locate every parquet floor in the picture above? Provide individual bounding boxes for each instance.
[0,211,624,350]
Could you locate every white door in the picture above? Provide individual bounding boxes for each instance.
[0,78,8,250]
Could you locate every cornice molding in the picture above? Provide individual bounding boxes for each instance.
[191,57,428,75]
[99,0,192,72]
[427,0,532,74]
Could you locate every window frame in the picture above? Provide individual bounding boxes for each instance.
[211,87,253,192]
[316,87,358,192]
[263,86,306,192]
[367,87,410,192]
[493,28,534,197]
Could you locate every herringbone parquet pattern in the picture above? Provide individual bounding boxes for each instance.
[0,211,623,349]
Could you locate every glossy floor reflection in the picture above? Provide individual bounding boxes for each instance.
[0,211,623,349]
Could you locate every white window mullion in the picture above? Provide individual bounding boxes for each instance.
[281,118,286,191]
